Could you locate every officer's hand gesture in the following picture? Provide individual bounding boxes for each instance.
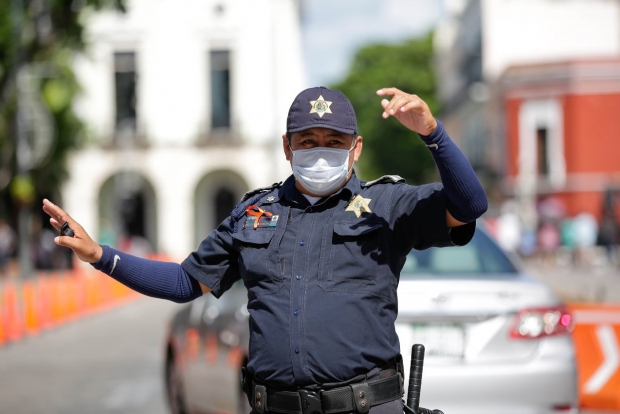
[42,199,103,264]
[377,87,437,136]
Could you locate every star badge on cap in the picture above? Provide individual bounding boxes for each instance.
[346,195,372,218]
[309,95,332,118]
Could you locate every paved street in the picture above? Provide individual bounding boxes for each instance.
[0,297,182,414]
[0,268,618,414]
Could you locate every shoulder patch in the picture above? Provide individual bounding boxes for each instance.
[240,182,283,202]
[363,175,405,188]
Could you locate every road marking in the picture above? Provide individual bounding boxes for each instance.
[112,254,120,274]
[583,325,620,394]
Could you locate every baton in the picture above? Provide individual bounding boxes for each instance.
[404,344,444,414]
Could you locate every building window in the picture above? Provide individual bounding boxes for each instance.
[210,50,231,129]
[114,52,137,137]
[536,127,550,177]
[518,99,566,189]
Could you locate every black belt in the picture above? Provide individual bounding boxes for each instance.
[251,373,403,414]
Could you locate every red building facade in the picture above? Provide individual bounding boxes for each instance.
[501,58,620,222]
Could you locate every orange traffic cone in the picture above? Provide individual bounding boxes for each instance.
[226,346,243,368]
[37,276,52,330]
[73,272,86,317]
[0,288,5,346]
[23,280,40,335]
[65,273,78,320]
[187,328,200,361]
[57,273,70,322]
[205,332,219,364]
[4,282,23,342]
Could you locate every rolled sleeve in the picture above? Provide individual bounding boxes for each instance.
[181,220,240,299]
[391,183,476,253]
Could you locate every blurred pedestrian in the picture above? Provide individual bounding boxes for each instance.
[36,227,57,270]
[538,196,566,223]
[496,200,522,253]
[599,188,619,266]
[537,221,561,267]
[560,217,576,265]
[599,215,618,266]
[0,219,16,276]
[572,212,598,267]
[560,218,575,249]
[97,219,116,248]
[117,234,152,258]
[42,86,488,414]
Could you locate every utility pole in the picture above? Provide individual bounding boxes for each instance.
[11,0,33,279]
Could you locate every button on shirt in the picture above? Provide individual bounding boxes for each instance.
[182,173,474,388]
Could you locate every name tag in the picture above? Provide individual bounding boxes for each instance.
[245,215,279,229]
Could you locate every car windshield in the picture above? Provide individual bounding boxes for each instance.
[401,227,518,277]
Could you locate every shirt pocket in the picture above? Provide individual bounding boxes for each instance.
[318,219,388,298]
[232,228,283,297]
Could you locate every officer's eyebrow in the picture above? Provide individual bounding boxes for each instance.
[293,131,351,143]
[316,132,349,141]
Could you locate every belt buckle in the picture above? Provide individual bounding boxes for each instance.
[298,389,323,414]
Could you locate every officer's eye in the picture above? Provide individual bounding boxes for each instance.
[295,139,317,149]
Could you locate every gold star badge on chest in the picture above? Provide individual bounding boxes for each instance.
[346,195,372,218]
[309,95,332,118]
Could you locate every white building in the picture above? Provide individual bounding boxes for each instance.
[65,0,306,259]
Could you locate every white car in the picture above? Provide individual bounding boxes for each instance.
[396,224,577,414]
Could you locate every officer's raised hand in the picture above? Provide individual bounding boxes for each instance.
[42,199,103,263]
[376,87,437,136]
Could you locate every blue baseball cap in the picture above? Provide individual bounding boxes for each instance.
[286,86,358,135]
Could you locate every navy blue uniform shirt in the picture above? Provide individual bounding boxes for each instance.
[182,173,475,388]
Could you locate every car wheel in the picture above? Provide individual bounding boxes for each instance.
[166,351,188,414]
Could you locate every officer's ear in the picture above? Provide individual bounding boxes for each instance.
[352,135,363,163]
[283,133,292,162]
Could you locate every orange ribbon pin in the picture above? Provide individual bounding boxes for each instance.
[246,205,274,229]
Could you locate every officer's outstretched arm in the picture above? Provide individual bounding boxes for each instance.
[376,88,488,227]
[42,199,210,301]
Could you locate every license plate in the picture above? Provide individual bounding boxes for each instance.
[396,322,465,359]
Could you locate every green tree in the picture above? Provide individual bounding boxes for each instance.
[331,33,439,184]
[0,0,125,219]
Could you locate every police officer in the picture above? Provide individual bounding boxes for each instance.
[43,86,487,414]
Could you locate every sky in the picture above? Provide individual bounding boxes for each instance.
[300,0,447,87]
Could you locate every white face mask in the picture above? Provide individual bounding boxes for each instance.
[290,141,356,196]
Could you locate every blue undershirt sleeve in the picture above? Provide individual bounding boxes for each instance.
[419,120,488,223]
[91,245,203,303]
